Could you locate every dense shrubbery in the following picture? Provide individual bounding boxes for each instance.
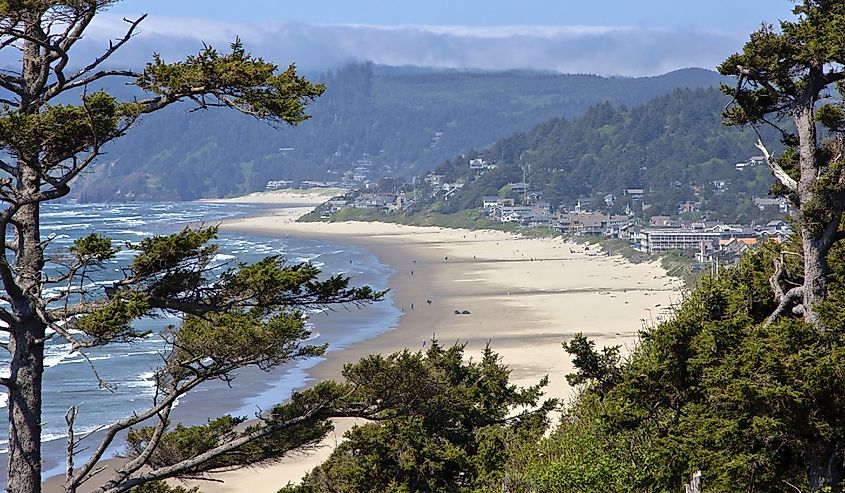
[500,240,845,492]
[281,343,556,493]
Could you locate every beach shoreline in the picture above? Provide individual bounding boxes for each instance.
[43,192,682,492]
[172,203,680,492]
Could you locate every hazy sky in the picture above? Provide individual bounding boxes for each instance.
[89,1,798,76]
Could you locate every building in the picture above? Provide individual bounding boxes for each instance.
[649,215,672,227]
[507,182,530,194]
[425,173,445,186]
[639,228,722,254]
[624,188,645,201]
[558,212,629,237]
[637,224,756,254]
[482,196,499,209]
[754,197,789,214]
[265,180,293,190]
[678,201,702,214]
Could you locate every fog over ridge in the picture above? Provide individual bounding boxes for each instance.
[60,15,741,76]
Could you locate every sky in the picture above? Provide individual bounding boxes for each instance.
[87,1,798,77]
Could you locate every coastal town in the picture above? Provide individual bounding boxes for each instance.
[272,153,792,267]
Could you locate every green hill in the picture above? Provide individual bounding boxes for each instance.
[417,87,782,222]
[72,64,724,202]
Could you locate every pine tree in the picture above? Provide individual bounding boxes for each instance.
[0,3,385,492]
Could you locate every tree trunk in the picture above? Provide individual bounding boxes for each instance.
[802,236,829,327]
[5,14,49,491]
[809,448,844,493]
[794,105,830,328]
[6,318,45,493]
[6,168,47,492]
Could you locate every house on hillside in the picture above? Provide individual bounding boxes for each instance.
[754,197,789,213]
[557,212,629,237]
[624,188,645,202]
[482,196,499,209]
[678,201,702,214]
[265,180,293,190]
[425,173,445,186]
[507,182,530,194]
[650,215,672,227]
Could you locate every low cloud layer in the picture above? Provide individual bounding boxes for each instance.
[70,16,743,76]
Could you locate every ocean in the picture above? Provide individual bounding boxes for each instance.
[0,201,400,482]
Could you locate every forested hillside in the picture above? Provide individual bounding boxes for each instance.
[421,87,781,220]
[72,64,723,201]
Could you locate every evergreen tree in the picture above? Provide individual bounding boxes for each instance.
[719,0,845,331]
[281,342,556,493]
[0,3,386,492]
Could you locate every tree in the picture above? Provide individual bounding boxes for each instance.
[281,342,556,493]
[719,4,845,488]
[510,243,845,492]
[0,2,386,492]
[719,0,845,330]
[561,333,622,397]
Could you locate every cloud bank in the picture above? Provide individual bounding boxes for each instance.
[73,16,742,76]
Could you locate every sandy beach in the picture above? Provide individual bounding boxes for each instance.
[43,191,681,492]
[173,198,681,492]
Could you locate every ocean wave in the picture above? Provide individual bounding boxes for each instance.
[124,371,157,392]
[44,353,84,368]
[41,210,86,218]
[41,223,92,231]
[0,428,101,454]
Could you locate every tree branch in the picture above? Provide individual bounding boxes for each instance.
[69,377,203,489]
[764,254,803,326]
[102,404,172,489]
[756,139,798,192]
[59,15,146,88]
[98,402,332,493]
[765,286,804,326]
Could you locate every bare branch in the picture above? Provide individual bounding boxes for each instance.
[765,286,803,326]
[0,157,17,176]
[66,405,78,485]
[60,69,140,93]
[58,15,147,90]
[98,402,331,493]
[756,139,798,192]
[764,254,804,326]
[69,377,203,489]
[101,405,172,489]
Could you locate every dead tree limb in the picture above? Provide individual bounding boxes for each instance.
[756,139,798,192]
[685,470,702,493]
[765,255,804,326]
